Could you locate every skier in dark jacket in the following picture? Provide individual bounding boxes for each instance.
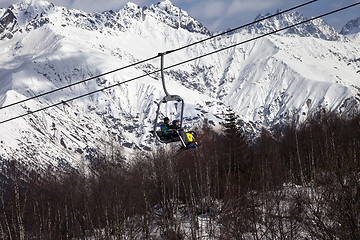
[170,119,180,130]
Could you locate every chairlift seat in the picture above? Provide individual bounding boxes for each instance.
[156,131,181,142]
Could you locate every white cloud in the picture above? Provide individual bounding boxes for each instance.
[227,0,279,16]
[201,1,228,19]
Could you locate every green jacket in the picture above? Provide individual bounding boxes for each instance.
[161,123,171,135]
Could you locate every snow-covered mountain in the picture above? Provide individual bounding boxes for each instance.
[340,16,360,38]
[0,0,359,169]
[246,10,345,41]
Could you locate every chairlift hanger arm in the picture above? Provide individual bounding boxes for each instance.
[158,52,170,96]
[153,52,185,143]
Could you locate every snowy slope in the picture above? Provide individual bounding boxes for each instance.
[0,0,359,169]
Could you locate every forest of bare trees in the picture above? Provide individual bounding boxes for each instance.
[0,111,359,239]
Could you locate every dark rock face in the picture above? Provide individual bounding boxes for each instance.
[0,9,18,40]
[340,17,360,35]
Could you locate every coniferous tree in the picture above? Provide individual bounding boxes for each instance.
[222,106,241,140]
[220,106,252,193]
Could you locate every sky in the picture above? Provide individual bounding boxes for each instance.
[0,0,359,32]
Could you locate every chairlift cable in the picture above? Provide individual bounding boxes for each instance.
[164,0,320,55]
[0,55,158,111]
[0,0,319,111]
[0,1,359,125]
[163,2,360,70]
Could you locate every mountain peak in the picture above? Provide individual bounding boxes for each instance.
[151,0,181,16]
[1,0,54,34]
[340,17,360,35]
[0,0,211,38]
[247,10,343,41]
[148,0,211,35]
[124,2,139,10]
[18,0,53,13]
[0,0,359,168]
[158,0,174,7]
